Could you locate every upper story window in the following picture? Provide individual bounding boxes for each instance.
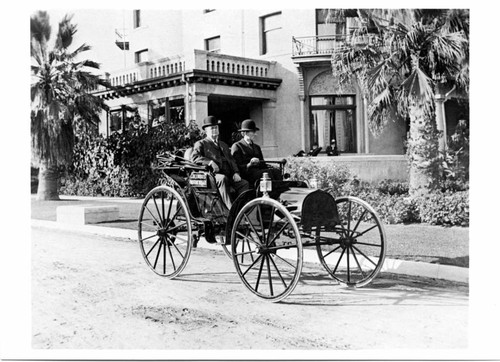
[135,49,148,63]
[205,36,221,53]
[316,9,346,37]
[133,10,141,28]
[260,12,282,55]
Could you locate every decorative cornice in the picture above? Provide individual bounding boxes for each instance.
[93,70,282,100]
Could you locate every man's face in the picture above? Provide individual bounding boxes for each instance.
[206,125,219,139]
[244,131,256,141]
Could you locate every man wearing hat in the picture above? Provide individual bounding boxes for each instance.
[231,119,282,188]
[191,116,249,208]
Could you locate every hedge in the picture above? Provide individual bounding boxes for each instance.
[60,136,469,226]
[60,121,202,197]
[285,157,468,227]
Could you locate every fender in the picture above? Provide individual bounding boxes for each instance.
[300,190,339,232]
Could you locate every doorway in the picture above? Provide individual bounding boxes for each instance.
[208,95,261,145]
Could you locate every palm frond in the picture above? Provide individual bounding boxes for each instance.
[401,67,434,101]
[68,43,92,60]
[30,11,51,43]
[55,14,76,50]
[79,59,100,69]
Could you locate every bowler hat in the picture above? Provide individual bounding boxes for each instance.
[238,119,260,132]
[202,115,221,129]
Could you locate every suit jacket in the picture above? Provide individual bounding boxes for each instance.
[231,138,265,177]
[191,137,239,177]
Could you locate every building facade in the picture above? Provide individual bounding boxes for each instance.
[80,9,465,181]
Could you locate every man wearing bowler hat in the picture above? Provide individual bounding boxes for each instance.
[231,119,282,188]
[191,116,249,209]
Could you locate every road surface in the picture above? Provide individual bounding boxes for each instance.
[32,226,468,350]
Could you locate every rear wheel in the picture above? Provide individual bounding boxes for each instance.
[315,196,386,287]
[138,186,192,278]
[231,198,303,302]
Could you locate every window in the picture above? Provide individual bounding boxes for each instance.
[260,12,282,55]
[108,107,136,134]
[205,36,221,53]
[316,9,346,36]
[148,98,167,127]
[135,49,148,63]
[169,99,185,123]
[109,109,123,134]
[133,10,141,28]
[148,98,185,127]
[310,95,356,153]
[315,9,347,53]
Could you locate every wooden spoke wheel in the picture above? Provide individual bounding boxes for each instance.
[138,186,192,278]
[231,197,303,302]
[315,196,386,287]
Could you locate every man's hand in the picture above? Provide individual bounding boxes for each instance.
[233,173,242,182]
[250,157,260,165]
[209,161,220,173]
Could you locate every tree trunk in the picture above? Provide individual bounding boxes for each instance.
[37,161,60,200]
[407,104,438,197]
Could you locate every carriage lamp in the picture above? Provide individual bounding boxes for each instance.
[260,172,272,197]
[309,177,318,189]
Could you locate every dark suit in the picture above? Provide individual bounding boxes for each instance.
[231,138,282,188]
[191,137,249,208]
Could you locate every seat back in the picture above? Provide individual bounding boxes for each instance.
[184,147,193,161]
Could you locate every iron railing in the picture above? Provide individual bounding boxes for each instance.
[292,34,376,57]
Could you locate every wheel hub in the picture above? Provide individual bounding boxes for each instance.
[157,228,169,238]
[340,236,356,248]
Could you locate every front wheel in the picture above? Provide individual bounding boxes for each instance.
[315,196,386,287]
[231,197,303,302]
[138,186,192,278]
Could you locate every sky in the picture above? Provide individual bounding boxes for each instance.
[43,9,129,72]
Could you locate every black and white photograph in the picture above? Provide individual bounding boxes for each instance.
[1,1,498,361]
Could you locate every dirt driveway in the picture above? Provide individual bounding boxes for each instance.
[32,226,468,350]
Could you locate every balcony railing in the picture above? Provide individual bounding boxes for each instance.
[292,34,377,57]
[99,50,275,91]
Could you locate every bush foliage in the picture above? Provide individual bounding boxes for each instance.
[285,158,468,227]
[61,129,468,226]
[60,121,202,197]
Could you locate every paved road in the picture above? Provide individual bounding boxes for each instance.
[32,226,468,350]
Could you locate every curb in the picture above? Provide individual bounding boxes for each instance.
[31,219,469,284]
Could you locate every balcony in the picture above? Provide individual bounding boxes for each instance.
[292,34,377,61]
[95,50,279,97]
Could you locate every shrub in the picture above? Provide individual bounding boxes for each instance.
[60,120,202,197]
[376,179,410,195]
[285,157,468,226]
[285,157,352,192]
[417,191,469,226]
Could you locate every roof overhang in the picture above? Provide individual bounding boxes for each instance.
[93,69,282,100]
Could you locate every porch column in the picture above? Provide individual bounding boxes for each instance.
[299,95,307,151]
[435,94,447,152]
[363,95,370,153]
[189,92,209,129]
[262,99,278,158]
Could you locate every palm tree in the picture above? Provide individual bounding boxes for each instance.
[331,9,469,195]
[31,11,109,200]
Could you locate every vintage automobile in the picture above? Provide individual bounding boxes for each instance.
[138,152,386,302]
